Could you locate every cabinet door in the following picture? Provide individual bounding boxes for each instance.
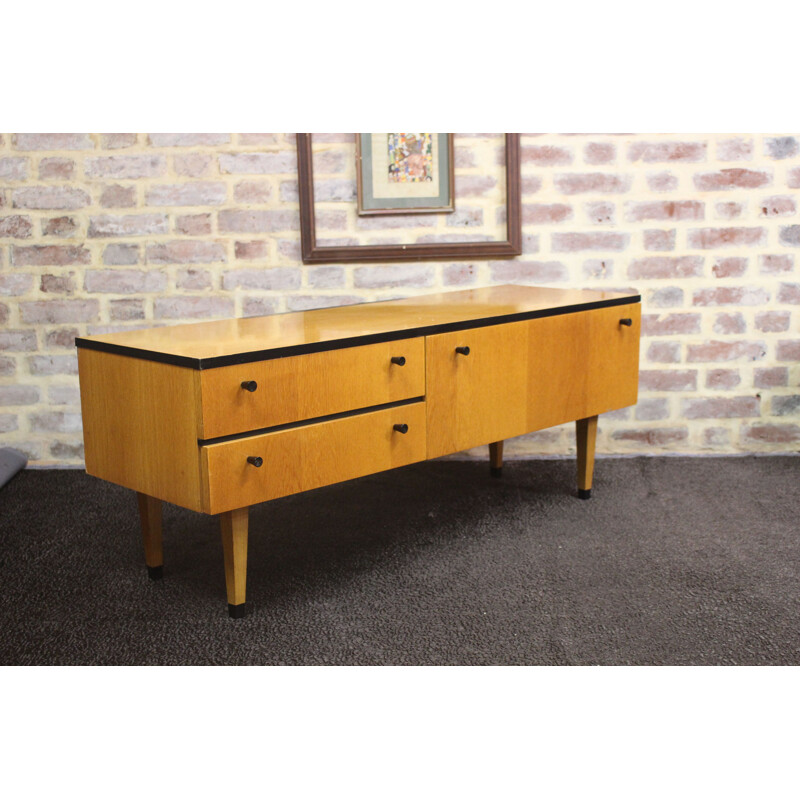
[526,303,640,431]
[426,321,529,459]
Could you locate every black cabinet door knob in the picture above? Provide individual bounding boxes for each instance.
[619,318,632,327]
[393,423,409,434]
[246,456,263,467]
[241,380,258,392]
[455,346,470,356]
[391,356,406,366]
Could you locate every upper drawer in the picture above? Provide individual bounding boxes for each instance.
[199,337,425,439]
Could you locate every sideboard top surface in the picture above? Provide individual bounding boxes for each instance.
[76,284,640,369]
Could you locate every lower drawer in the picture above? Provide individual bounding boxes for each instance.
[201,402,426,514]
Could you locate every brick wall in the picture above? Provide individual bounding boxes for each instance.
[0,132,798,466]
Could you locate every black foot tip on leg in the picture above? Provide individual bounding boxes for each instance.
[490,467,503,479]
[578,488,592,500]
[147,565,163,580]
[228,603,247,619]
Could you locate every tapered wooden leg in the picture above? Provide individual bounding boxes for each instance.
[576,415,598,500]
[489,441,504,478]
[220,506,249,619]
[137,492,163,580]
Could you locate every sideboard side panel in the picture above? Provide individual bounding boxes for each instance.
[78,348,205,512]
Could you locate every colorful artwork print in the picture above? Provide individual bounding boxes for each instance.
[387,133,435,183]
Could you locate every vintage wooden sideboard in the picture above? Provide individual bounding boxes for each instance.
[76,285,641,617]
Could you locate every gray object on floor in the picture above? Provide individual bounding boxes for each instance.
[0,456,799,665]
[0,449,27,491]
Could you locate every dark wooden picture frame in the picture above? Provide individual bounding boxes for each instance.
[297,133,521,264]
[356,133,455,216]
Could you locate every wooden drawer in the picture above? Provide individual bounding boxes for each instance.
[199,338,424,439]
[201,401,426,514]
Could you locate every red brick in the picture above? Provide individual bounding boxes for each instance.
[88,214,168,237]
[694,287,769,306]
[0,329,37,351]
[29,412,82,433]
[42,216,78,237]
[779,225,800,246]
[19,299,99,324]
[39,158,75,180]
[176,214,212,236]
[0,304,7,325]
[40,273,76,294]
[49,385,81,406]
[706,369,741,390]
[628,256,703,280]
[0,385,40,405]
[788,167,800,189]
[101,134,137,149]
[148,133,230,147]
[84,270,167,294]
[520,176,541,195]
[703,427,730,447]
[713,313,747,334]
[0,414,18,433]
[354,264,433,289]
[643,230,676,251]
[12,245,91,266]
[646,341,681,363]
[755,311,790,332]
[776,340,800,361]
[522,204,572,224]
[693,169,771,191]
[0,357,16,376]
[552,232,628,252]
[445,208,484,228]
[772,395,800,416]
[585,202,615,224]
[154,296,235,319]
[647,287,684,307]
[222,268,301,291]
[235,241,268,260]
[176,269,212,290]
[443,263,477,286]
[628,141,706,162]
[218,152,297,174]
[584,142,615,165]
[13,133,93,150]
[27,355,78,375]
[85,155,166,179]
[778,283,800,304]
[612,427,688,445]
[554,173,631,194]
[242,298,281,317]
[635,398,670,421]
[687,341,766,362]
[624,200,704,222]
[639,370,697,391]
[712,257,748,278]
[100,184,136,208]
[642,313,701,336]
[717,137,753,161]
[146,240,226,264]
[218,209,299,233]
[646,172,678,192]
[682,396,759,418]
[455,175,498,197]
[742,424,800,444]
[238,133,282,145]
[174,153,212,177]
[521,145,572,166]
[688,227,766,249]
[715,201,745,219]
[0,157,28,180]
[582,259,613,279]
[110,299,145,321]
[0,274,33,295]
[12,186,90,210]
[489,260,568,283]
[45,328,79,348]
[765,137,799,160]
[760,195,796,217]
[0,215,33,238]
[233,181,272,203]
[754,367,788,388]
[103,244,139,265]
[759,254,793,274]
[146,182,226,206]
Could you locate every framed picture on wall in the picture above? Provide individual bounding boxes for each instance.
[356,133,455,215]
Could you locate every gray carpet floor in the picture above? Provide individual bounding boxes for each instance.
[0,456,798,665]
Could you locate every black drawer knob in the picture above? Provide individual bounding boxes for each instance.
[455,346,470,356]
[393,423,409,434]
[241,380,258,392]
[391,356,406,366]
[619,318,632,327]
[246,456,263,468]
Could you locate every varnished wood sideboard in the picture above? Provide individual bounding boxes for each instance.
[76,285,641,617]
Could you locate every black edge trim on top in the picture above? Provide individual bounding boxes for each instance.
[75,294,641,371]
[198,396,426,447]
